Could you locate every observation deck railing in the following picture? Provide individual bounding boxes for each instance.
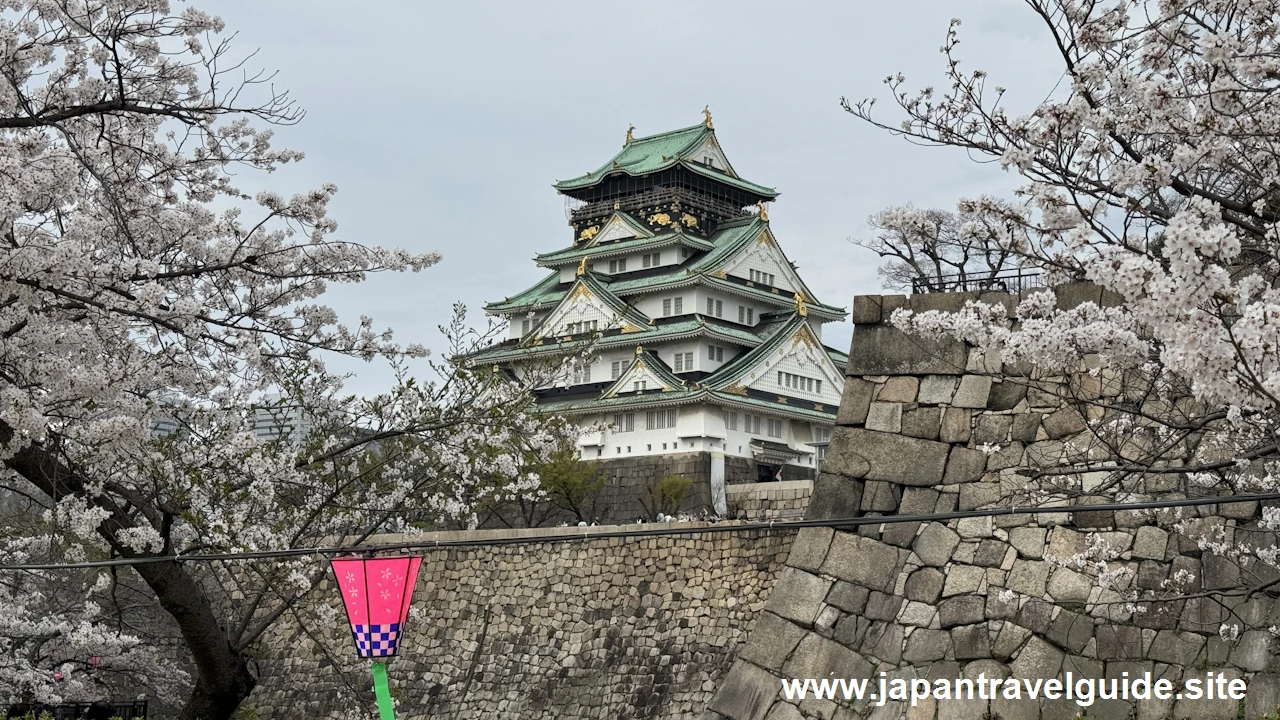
[910,269,1044,295]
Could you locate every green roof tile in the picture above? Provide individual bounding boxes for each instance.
[535,232,714,266]
[554,124,777,199]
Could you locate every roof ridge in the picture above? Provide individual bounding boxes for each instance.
[626,123,708,145]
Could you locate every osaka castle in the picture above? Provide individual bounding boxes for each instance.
[466,111,848,484]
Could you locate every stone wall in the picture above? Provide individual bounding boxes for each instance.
[243,522,795,719]
[480,453,807,527]
[708,284,1280,720]
[726,481,813,520]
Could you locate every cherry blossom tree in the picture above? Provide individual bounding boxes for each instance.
[0,2,569,717]
[854,199,1030,292]
[850,0,1280,632]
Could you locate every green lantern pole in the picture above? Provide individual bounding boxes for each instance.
[371,660,395,720]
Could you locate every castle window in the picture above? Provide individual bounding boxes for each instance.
[779,371,821,394]
[633,380,647,392]
[744,414,762,434]
[646,409,678,430]
[674,297,682,314]
[749,269,776,286]
[673,352,693,372]
[611,361,622,379]
[681,247,691,258]
[613,413,634,432]
[767,419,783,438]
[642,252,661,268]
[708,345,723,362]
[725,411,738,431]
[572,362,591,384]
[521,318,530,334]
[706,298,723,318]
[609,258,627,273]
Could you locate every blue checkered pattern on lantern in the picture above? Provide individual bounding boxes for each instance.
[351,623,401,657]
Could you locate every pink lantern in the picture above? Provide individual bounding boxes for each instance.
[330,555,423,658]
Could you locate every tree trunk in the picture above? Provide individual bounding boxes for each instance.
[130,560,256,720]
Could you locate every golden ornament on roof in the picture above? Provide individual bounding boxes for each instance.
[794,292,808,317]
[647,212,671,226]
[577,258,588,276]
[636,345,644,355]
[680,212,698,228]
[702,105,714,129]
[757,201,769,222]
[578,225,599,241]
[625,124,635,143]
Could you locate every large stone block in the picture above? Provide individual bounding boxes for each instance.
[1042,407,1087,439]
[939,407,972,443]
[939,595,986,628]
[1229,629,1272,672]
[1147,630,1205,666]
[805,473,864,522]
[1095,625,1143,659]
[835,377,875,426]
[845,324,968,376]
[765,568,832,626]
[919,375,958,405]
[1006,559,1050,596]
[942,564,986,597]
[1131,526,1169,561]
[1009,527,1047,559]
[825,581,870,615]
[951,624,992,660]
[952,375,993,408]
[865,591,905,621]
[878,376,920,402]
[709,660,780,720]
[986,381,1027,410]
[1244,673,1280,720]
[904,567,945,604]
[910,291,980,314]
[1010,413,1042,442]
[1046,610,1092,653]
[739,612,808,671]
[866,402,904,433]
[972,414,1013,444]
[1046,567,1092,604]
[901,406,941,440]
[788,527,834,573]
[943,446,987,485]
[852,295,883,324]
[903,629,952,664]
[827,427,951,487]
[783,632,874,683]
[1010,635,1065,679]
[914,523,961,567]
[821,532,904,592]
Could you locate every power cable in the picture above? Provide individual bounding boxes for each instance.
[2,490,1275,571]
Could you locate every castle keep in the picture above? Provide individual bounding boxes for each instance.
[467,113,847,493]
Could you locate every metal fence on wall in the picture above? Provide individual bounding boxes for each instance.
[910,269,1044,294]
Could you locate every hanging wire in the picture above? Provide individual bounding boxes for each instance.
[2,490,1275,571]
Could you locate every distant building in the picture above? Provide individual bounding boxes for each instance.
[252,394,310,445]
[466,113,847,484]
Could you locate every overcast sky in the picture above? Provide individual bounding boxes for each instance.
[203,0,1065,395]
